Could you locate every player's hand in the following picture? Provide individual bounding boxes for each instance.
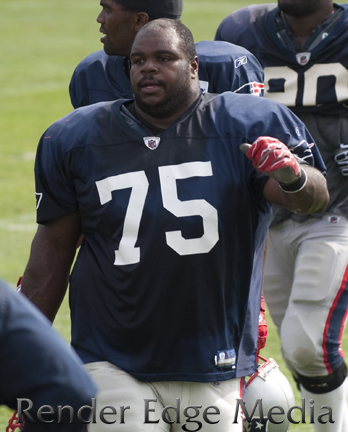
[256,296,267,360]
[240,136,301,185]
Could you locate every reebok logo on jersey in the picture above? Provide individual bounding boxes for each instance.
[235,56,248,68]
[215,348,236,368]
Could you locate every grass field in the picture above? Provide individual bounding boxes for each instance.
[1,0,347,430]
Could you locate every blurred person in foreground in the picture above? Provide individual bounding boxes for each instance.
[0,279,97,432]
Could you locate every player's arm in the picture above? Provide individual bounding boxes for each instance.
[241,137,329,214]
[263,165,328,213]
[20,212,81,322]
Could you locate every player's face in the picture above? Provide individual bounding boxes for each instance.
[278,0,325,17]
[97,0,138,56]
[130,26,199,119]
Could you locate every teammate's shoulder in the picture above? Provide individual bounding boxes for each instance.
[196,40,255,59]
[73,50,125,73]
[339,3,348,11]
[222,3,276,23]
[216,3,277,38]
[74,50,108,70]
[204,91,291,114]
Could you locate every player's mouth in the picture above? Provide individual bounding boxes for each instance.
[100,28,107,43]
[138,79,163,94]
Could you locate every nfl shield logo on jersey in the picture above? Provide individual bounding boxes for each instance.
[243,418,268,431]
[296,52,311,66]
[143,136,161,150]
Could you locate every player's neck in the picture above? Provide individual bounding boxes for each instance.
[134,91,200,130]
[283,5,334,49]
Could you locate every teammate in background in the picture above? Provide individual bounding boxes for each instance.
[0,279,97,432]
[69,0,264,109]
[20,19,329,432]
[215,1,348,430]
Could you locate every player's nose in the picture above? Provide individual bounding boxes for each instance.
[140,58,158,73]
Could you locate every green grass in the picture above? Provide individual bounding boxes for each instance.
[0,0,347,430]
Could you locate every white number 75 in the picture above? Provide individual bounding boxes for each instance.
[96,161,219,265]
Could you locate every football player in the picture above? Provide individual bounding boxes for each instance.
[69,0,265,109]
[215,1,348,431]
[68,0,267,357]
[21,20,328,431]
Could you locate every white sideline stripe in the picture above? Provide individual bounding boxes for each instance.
[0,214,37,232]
[0,82,64,98]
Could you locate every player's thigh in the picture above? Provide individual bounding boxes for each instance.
[85,362,169,432]
[151,379,244,432]
[263,220,297,330]
[281,217,348,374]
[290,216,348,304]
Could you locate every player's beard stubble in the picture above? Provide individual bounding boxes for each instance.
[133,74,198,120]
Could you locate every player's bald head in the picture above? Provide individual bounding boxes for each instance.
[134,19,197,62]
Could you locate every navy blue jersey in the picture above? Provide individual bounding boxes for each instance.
[215,3,348,116]
[69,40,264,108]
[216,3,348,222]
[0,280,97,431]
[34,93,324,382]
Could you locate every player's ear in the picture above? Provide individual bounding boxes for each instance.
[135,12,150,31]
[190,56,199,79]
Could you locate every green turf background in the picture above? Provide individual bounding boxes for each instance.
[1,0,347,430]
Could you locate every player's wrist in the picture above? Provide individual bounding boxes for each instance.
[278,167,307,193]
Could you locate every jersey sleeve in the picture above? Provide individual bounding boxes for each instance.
[69,51,112,109]
[249,96,326,172]
[35,119,79,224]
[69,66,86,109]
[196,40,264,96]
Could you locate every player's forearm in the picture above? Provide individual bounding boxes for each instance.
[21,213,81,322]
[21,260,70,323]
[266,165,330,214]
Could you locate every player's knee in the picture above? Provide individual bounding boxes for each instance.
[280,314,317,372]
[297,361,347,394]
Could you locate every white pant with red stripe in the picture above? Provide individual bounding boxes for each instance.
[264,215,348,377]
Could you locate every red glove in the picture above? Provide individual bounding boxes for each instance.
[240,136,302,185]
[257,296,268,360]
[6,411,24,432]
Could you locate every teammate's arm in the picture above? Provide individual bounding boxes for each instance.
[241,137,329,214]
[20,212,81,322]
